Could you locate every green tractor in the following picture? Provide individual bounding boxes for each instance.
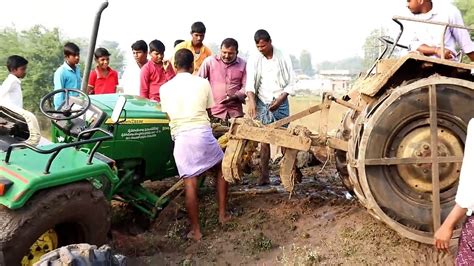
[0,2,182,265]
[0,90,179,265]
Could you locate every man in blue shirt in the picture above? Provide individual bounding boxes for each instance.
[53,42,81,109]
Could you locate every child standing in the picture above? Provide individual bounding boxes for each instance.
[53,42,81,109]
[120,40,148,95]
[0,55,28,108]
[88,47,119,94]
[140,39,175,102]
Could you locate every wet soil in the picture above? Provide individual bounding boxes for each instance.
[109,164,455,265]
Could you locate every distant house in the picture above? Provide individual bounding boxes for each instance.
[318,69,355,92]
[294,69,356,96]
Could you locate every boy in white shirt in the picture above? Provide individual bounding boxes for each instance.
[0,55,28,108]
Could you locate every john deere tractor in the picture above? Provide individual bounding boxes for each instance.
[0,87,180,265]
[0,2,182,265]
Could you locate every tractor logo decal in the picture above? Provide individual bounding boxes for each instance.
[104,118,169,124]
[120,127,161,140]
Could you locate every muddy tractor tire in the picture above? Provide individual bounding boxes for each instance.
[348,76,474,244]
[34,244,126,266]
[0,182,110,266]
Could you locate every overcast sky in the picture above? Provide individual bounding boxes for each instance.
[0,0,454,66]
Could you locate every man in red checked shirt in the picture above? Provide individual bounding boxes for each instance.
[88,47,119,94]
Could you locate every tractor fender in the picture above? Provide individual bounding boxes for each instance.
[0,148,118,209]
[357,53,474,97]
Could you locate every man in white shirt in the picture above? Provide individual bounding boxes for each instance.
[246,29,295,186]
[406,0,474,61]
[120,40,148,95]
[0,55,28,108]
[161,48,230,241]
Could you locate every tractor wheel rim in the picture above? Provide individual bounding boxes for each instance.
[21,229,59,266]
[396,122,463,193]
[357,76,474,244]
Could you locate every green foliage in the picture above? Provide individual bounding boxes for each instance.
[317,56,364,75]
[0,26,126,121]
[0,25,63,115]
[71,38,125,78]
[454,0,474,38]
[299,50,314,76]
[249,232,272,253]
[362,28,388,71]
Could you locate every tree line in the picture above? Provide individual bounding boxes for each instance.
[0,26,124,119]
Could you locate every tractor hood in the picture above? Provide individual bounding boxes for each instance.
[90,94,169,124]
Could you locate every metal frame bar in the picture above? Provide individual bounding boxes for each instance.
[4,128,113,174]
[364,156,462,165]
[429,84,441,231]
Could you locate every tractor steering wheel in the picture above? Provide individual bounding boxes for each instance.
[40,89,91,120]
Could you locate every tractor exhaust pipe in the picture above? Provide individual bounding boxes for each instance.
[81,0,109,93]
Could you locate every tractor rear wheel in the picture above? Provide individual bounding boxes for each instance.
[34,244,126,266]
[0,182,110,266]
[354,76,474,244]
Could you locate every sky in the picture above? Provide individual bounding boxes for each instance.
[0,0,453,67]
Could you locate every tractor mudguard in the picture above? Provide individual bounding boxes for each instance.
[356,53,474,97]
[0,144,118,209]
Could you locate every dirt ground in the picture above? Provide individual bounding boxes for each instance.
[109,162,456,265]
[106,96,456,265]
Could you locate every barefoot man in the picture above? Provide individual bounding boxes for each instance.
[160,48,230,241]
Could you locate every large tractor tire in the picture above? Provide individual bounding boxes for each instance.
[0,182,110,266]
[351,76,474,244]
[34,244,126,266]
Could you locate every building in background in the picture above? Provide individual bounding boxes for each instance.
[294,69,356,96]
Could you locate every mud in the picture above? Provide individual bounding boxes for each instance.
[109,164,456,265]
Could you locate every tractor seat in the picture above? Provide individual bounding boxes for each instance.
[0,104,41,151]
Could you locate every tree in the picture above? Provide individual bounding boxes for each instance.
[317,56,364,75]
[362,28,388,71]
[299,50,314,76]
[0,25,126,129]
[70,38,125,77]
[0,25,63,119]
[454,0,474,38]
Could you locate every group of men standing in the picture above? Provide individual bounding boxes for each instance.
[120,21,295,188]
[143,22,294,241]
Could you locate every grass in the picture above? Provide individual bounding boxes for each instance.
[277,244,323,265]
[250,232,273,252]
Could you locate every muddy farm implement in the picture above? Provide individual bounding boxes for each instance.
[223,16,474,245]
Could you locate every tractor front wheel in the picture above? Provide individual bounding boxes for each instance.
[0,182,110,266]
